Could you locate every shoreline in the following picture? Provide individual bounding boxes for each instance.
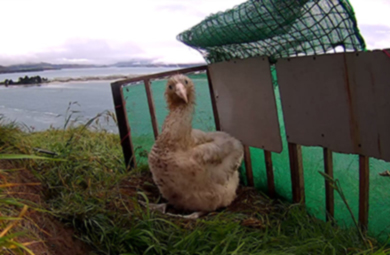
[0,74,143,87]
[50,74,141,83]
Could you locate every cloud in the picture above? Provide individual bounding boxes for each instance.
[0,39,146,65]
[0,0,243,65]
[155,2,208,18]
[352,0,390,27]
[40,39,146,64]
[0,0,388,65]
[358,24,390,50]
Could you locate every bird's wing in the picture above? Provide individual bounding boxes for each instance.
[191,129,214,145]
[189,131,243,174]
[190,138,243,185]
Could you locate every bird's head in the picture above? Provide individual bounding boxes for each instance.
[165,74,195,109]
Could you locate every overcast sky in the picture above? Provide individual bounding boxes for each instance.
[0,0,389,65]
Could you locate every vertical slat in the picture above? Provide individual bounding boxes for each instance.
[206,67,221,131]
[111,83,135,169]
[323,148,334,221]
[244,145,254,186]
[359,155,369,230]
[264,150,276,198]
[288,143,305,203]
[144,79,159,139]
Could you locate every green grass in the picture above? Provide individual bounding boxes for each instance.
[0,120,39,254]
[0,114,389,255]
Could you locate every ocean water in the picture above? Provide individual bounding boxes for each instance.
[0,66,176,81]
[0,67,175,131]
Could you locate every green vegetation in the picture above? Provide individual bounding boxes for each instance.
[0,122,67,254]
[0,113,389,254]
[1,75,49,86]
[0,180,33,254]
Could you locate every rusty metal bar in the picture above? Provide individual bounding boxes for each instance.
[244,145,254,186]
[359,155,369,230]
[144,79,159,139]
[323,148,334,221]
[264,150,276,198]
[288,143,305,203]
[206,66,221,130]
[112,65,207,86]
[111,82,136,169]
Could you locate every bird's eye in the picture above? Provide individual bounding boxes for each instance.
[168,85,173,90]
[185,80,188,85]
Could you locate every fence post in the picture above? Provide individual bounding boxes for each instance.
[264,150,276,198]
[144,79,159,139]
[288,143,305,203]
[244,145,254,186]
[359,155,369,231]
[206,67,221,131]
[323,148,334,221]
[111,83,136,169]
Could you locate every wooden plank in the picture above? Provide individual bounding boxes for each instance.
[277,51,390,162]
[345,51,390,162]
[288,143,305,203]
[144,79,159,139]
[206,67,221,131]
[244,145,254,186]
[358,155,369,230]
[264,150,276,198]
[112,65,207,86]
[111,82,136,169]
[277,54,356,154]
[323,148,334,221]
[208,56,282,152]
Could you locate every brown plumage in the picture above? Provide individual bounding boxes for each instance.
[147,74,244,216]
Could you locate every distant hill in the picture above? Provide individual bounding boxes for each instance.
[111,61,203,68]
[0,60,205,74]
[0,62,104,74]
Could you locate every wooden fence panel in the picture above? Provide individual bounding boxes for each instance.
[277,51,390,161]
[208,56,282,152]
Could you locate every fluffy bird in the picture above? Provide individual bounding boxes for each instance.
[142,74,244,219]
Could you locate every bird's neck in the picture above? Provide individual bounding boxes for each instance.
[158,103,194,149]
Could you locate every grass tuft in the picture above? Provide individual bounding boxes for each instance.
[0,113,389,254]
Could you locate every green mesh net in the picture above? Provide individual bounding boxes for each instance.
[177,0,366,63]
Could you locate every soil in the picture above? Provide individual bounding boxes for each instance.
[0,160,92,255]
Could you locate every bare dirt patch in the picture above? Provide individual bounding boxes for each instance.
[1,160,92,255]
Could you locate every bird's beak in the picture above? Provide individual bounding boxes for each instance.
[175,83,188,103]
